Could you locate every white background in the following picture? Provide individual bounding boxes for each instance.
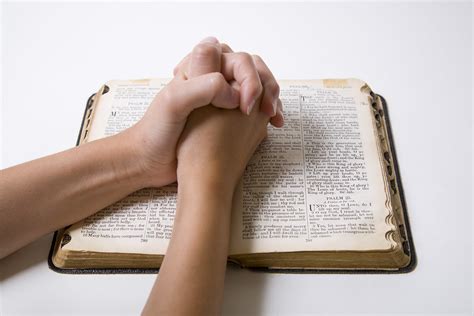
[1,2,472,315]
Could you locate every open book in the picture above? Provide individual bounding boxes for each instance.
[49,78,415,273]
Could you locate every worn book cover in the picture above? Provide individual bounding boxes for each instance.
[49,78,416,274]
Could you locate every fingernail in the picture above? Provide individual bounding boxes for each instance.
[277,108,284,125]
[200,36,218,44]
[277,108,284,118]
[247,100,255,115]
[272,99,278,116]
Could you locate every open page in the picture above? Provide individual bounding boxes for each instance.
[64,79,175,255]
[229,79,394,254]
[63,79,395,255]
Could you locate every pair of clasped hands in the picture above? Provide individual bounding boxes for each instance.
[128,36,284,192]
[0,36,283,315]
[140,37,284,314]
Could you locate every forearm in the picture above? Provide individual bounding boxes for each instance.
[143,175,234,316]
[0,130,146,258]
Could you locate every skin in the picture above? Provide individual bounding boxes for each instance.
[143,105,269,315]
[143,48,271,314]
[0,37,283,315]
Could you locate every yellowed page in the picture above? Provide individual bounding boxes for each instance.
[229,79,394,254]
[64,79,174,255]
[63,78,394,256]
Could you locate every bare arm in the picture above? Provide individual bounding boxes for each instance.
[143,103,272,315]
[0,66,242,259]
[143,175,234,315]
[142,40,283,315]
[0,131,145,258]
[0,37,282,314]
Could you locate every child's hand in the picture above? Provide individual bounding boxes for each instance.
[127,37,283,188]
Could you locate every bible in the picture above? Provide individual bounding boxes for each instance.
[49,78,416,273]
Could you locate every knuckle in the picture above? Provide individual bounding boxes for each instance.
[252,54,263,64]
[248,80,263,98]
[207,72,226,90]
[266,80,280,97]
[236,52,253,64]
[173,66,180,76]
[221,43,232,52]
[161,85,174,105]
[192,43,219,60]
[160,85,180,115]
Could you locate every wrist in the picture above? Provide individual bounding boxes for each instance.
[176,172,235,223]
[106,130,151,190]
[177,163,238,198]
[120,123,180,188]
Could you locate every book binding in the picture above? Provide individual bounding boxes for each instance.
[48,86,416,274]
